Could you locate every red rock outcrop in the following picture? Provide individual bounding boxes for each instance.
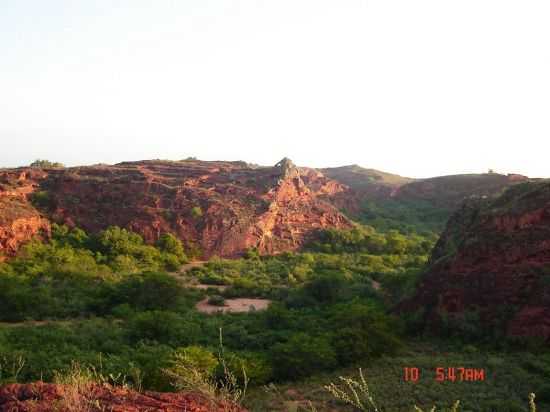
[0,169,50,260]
[0,382,247,412]
[0,159,352,258]
[403,181,550,341]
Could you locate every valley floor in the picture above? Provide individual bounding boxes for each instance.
[244,340,549,412]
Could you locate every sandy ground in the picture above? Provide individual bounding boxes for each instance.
[193,284,228,291]
[196,298,272,314]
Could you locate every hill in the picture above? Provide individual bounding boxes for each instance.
[0,158,351,259]
[322,165,529,233]
[403,180,550,341]
[320,165,413,195]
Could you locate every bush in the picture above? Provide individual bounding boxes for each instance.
[208,295,226,306]
[127,311,188,344]
[162,253,183,271]
[30,191,52,208]
[157,234,187,264]
[29,159,64,168]
[224,352,273,385]
[270,333,337,380]
[112,272,185,311]
[304,272,346,304]
[191,206,203,218]
[167,345,218,385]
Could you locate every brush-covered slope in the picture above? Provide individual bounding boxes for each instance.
[320,165,413,195]
[0,158,352,258]
[322,165,528,233]
[407,180,550,341]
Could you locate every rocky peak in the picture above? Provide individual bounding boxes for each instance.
[275,157,297,179]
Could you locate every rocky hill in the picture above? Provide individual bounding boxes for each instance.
[0,159,351,259]
[404,180,550,341]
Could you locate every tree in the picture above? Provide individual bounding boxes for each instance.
[270,333,337,379]
[304,272,346,304]
[157,233,187,263]
[114,272,183,311]
[30,159,64,168]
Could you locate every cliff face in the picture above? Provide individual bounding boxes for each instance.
[0,169,50,260]
[0,159,351,258]
[407,181,550,341]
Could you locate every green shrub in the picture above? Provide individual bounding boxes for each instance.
[208,295,226,306]
[270,333,337,380]
[167,345,218,383]
[30,191,52,208]
[157,233,187,264]
[191,206,203,218]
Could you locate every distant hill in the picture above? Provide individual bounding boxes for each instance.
[321,165,529,233]
[320,165,414,193]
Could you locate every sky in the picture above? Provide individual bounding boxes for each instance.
[1,1,549,178]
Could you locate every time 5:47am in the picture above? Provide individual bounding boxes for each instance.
[403,367,485,382]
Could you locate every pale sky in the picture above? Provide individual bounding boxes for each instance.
[1,1,549,178]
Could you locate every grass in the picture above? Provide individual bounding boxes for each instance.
[53,363,101,412]
[163,328,249,412]
[244,340,549,412]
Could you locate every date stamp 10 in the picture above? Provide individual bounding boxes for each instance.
[403,367,485,383]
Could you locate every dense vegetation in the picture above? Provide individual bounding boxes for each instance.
[359,198,451,235]
[0,225,189,321]
[0,224,547,411]
[0,225,417,392]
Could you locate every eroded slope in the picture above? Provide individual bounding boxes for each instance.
[407,181,550,340]
[0,159,352,258]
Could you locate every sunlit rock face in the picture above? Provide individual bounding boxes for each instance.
[0,168,51,260]
[0,159,352,258]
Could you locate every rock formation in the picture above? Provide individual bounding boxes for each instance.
[0,159,352,258]
[403,180,550,341]
[0,169,50,260]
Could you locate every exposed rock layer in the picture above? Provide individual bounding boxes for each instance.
[0,160,352,258]
[0,169,50,259]
[404,181,550,341]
